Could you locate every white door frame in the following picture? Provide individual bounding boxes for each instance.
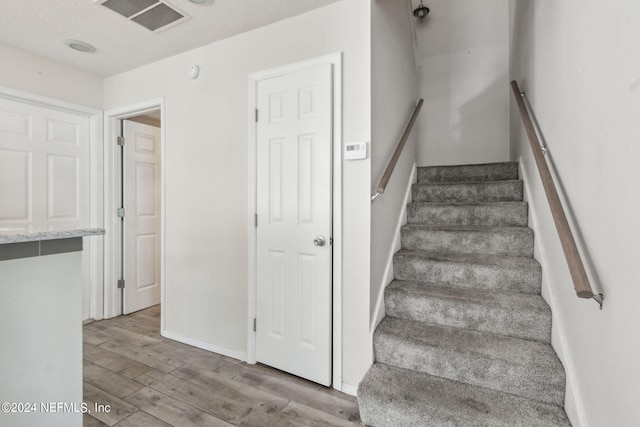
[103,98,166,327]
[247,53,343,390]
[0,85,104,320]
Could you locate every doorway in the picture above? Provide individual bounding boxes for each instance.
[0,88,102,322]
[103,99,165,322]
[249,55,342,388]
[121,114,162,314]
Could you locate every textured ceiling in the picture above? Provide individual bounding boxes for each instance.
[0,0,342,77]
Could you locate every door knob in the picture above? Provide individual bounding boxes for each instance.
[313,236,326,247]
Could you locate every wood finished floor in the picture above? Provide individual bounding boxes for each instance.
[83,305,362,426]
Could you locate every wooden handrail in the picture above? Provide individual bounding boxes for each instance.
[372,99,424,200]
[511,80,603,307]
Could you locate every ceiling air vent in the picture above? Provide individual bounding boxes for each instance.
[95,0,189,32]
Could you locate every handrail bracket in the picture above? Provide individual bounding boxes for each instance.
[593,293,604,310]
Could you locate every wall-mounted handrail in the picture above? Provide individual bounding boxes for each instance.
[511,80,603,309]
[372,99,424,202]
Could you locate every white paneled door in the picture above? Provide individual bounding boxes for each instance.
[0,98,89,232]
[256,64,333,386]
[123,120,161,314]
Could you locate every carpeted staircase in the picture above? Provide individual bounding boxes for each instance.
[358,162,571,426]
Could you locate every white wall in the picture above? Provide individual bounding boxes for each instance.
[0,252,83,427]
[370,1,419,328]
[509,1,640,426]
[104,0,372,389]
[0,43,103,109]
[414,0,510,166]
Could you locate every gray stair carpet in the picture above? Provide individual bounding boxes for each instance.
[401,224,534,257]
[407,202,529,227]
[413,180,523,203]
[393,250,542,294]
[358,162,570,426]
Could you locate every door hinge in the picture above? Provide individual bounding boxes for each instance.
[117,136,125,146]
[255,109,258,122]
[117,279,125,289]
[117,207,125,218]
[254,214,258,227]
[253,318,257,332]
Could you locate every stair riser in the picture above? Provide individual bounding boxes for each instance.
[407,203,528,227]
[393,255,541,294]
[418,162,519,183]
[413,181,523,203]
[401,227,534,257]
[374,332,565,406]
[385,289,551,343]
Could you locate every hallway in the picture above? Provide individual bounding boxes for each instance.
[83,306,361,426]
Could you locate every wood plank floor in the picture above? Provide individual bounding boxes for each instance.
[83,305,362,426]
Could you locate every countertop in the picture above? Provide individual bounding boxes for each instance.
[0,228,105,244]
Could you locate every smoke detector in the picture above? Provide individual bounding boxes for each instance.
[64,39,96,53]
[94,0,189,32]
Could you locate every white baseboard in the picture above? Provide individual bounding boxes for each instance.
[371,163,417,332]
[341,382,358,397]
[161,329,247,362]
[519,159,585,427]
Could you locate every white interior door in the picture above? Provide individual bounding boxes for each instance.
[256,63,333,386]
[0,97,89,232]
[123,120,161,314]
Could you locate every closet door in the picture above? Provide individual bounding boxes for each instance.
[0,98,90,232]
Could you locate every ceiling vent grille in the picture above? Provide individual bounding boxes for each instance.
[95,0,189,32]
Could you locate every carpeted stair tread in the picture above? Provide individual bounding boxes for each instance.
[407,201,529,227]
[385,280,551,342]
[373,317,565,405]
[401,224,534,257]
[393,249,541,294]
[418,162,519,183]
[357,363,570,427]
[413,180,523,203]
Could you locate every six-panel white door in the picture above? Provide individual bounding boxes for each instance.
[0,97,89,232]
[256,64,333,386]
[123,120,161,314]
